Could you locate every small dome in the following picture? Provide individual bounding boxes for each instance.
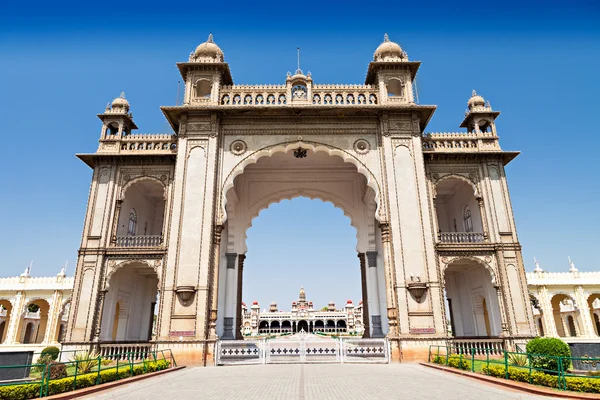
[194,34,224,60]
[374,34,404,61]
[252,301,258,305]
[111,92,129,110]
[468,90,486,108]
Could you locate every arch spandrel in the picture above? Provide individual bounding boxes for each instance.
[119,175,167,201]
[435,173,480,198]
[219,140,383,225]
[440,255,497,285]
[104,259,161,290]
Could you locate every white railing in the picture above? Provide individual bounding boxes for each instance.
[219,87,378,107]
[449,338,505,356]
[422,132,500,152]
[438,232,485,243]
[99,343,154,361]
[24,311,40,319]
[115,235,163,247]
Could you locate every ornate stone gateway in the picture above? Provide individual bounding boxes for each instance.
[64,33,536,364]
[215,333,389,365]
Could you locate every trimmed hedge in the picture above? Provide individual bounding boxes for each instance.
[526,337,571,372]
[0,359,170,400]
[482,365,600,393]
[40,347,60,361]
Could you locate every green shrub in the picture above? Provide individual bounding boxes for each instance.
[565,376,600,393]
[526,337,571,372]
[432,355,445,364]
[31,354,54,374]
[447,354,471,370]
[48,362,68,379]
[507,352,529,367]
[69,351,100,374]
[40,346,60,361]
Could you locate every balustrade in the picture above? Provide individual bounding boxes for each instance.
[99,343,154,361]
[449,338,505,356]
[115,235,163,248]
[438,232,485,244]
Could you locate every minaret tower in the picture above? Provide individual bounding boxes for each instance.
[460,90,500,134]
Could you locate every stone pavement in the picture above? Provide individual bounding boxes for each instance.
[82,364,557,400]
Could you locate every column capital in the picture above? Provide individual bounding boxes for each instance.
[226,253,237,269]
[379,223,391,243]
[366,251,378,268]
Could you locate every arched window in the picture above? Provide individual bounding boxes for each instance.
[386,78,405,98]
[128,209,137,236]
[463,207,473,232]
[194,79,212,98]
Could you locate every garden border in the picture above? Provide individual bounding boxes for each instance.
[422,363,600,399]
[43,366,185,399]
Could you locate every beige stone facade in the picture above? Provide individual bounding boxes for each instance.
[63,34,535,364]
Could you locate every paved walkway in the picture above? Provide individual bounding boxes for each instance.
[83,364,556,400]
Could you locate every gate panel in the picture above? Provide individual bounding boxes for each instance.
[304,338,340,363]
[342,338,389,363]
[216,340,264,365]
[266,340,303,364]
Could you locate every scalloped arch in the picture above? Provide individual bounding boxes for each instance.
[120,176,166,201]
[586,292,600,303]
[435,174,480,198]
[104,260,157,289]
[239,189,361,254]
[0,298,14,310]
[443,256,496,285]
[20,297,51,315]
[219,140,382,224]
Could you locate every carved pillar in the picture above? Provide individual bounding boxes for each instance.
[358,253,370,338]
[222,253,237,340]
[561,316,570,337]
[379,223,398,336]
[92,289,107,350]
[235,254,246,340]
[476,197,489,241]
[6,292,24,344]
[494,286,509,336]
[366,251,383,337]
[209,225,223,339]
[575,286,595,338]
[110,199,123,245]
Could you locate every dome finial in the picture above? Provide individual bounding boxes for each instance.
[534,257,543,273]
[120,92,126,99]
[208,33,213,43]
[384,33,390,42]
[569,256,578,272]
[471,90,477,97]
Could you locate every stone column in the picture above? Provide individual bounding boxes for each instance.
[358,253,370,338]
[494,286,509,336]
[575,286,595,338]
[235,254,246,340]
[6,292,24,344]
[379,223,398,336]
[222,253,237,340]
[539,287,559,337]
[366,251,384,338]
[92,290,107,348]
[110,199,123,245]
[43,291,61,344]
[209,225,223,339]
[561,316,570,337]
[476,197,489,241]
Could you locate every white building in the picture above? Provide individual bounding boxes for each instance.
[241,287,363,336]
[61,34,536,364]
[0,266,72,353]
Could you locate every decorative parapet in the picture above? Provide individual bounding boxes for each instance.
[98,133,177,154]
[422,131,500,152]
[526,271,600,286]
[0,276,74,291]
[218,84,379,107]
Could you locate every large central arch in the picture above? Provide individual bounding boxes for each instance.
[216,147,388,340]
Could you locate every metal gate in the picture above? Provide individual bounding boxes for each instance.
[215,334,389,365]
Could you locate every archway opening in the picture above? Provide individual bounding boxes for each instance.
[435,178,483,243]
[100,262,159,342]
[220,148,382,340]
[444,259,501,337]
[116,179,166,247]
[0,300,12,344]
[17,299,50,344]
[550,294,581,337]
[588,294,600,336]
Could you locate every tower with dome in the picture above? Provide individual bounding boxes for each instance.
[64,34,535,364]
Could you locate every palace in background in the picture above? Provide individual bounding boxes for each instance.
[241,287,364,336]
[13,33,542,364]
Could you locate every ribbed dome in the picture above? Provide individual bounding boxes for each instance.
[468,90,486,108]
[374,34,403,60]
[111,92,129,109]
[194,34,224,60]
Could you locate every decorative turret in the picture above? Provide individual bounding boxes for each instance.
[460,90,500,134]
[97,92,138,140]
[569,257,579,273]
[533,257,543,275]
[373,33,407,62]
[190,33,225,63]
[328,301,335,312]
[269,302,278,312]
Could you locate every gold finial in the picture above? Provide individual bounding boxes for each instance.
[208,33,213,43]
[384,33,390,42]
[119,92,126,99]
[471,90,477,97]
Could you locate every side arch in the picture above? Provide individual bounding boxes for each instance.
[219,140,383,224]
[442,256,497,285]
[435,174,480,198]
[104,259,159,289]
[119,176,167,201]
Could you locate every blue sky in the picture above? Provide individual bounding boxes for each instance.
[1,1,599,309]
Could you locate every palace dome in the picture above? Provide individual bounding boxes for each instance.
[111,92,129,110]
[468,90,486,108]
[194,34,224,60]
[374,34,403,61]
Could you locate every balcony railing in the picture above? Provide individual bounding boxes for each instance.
[448,338,505,355]
[115,235,163,247]
[438,232,485,243]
